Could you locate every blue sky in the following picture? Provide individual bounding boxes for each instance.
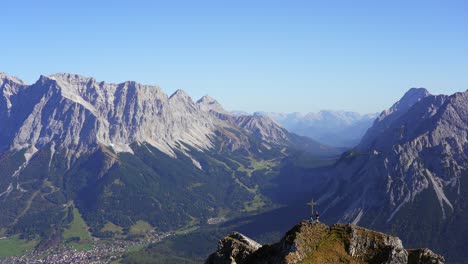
[1,0,467,113]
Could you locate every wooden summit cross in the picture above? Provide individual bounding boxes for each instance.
[307,198,317,220]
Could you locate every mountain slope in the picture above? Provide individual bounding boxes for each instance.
[311,89,467,262]
[0,73,338,248]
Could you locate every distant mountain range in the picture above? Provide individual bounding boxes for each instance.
[239,110,378,148]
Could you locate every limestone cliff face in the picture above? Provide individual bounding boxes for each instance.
[206,221,444,264]
[0,73,300,164]
[1,73,220,159]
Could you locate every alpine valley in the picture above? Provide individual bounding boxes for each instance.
[0,73,339,262]
[0,72,466,263]
[125,88,467,263]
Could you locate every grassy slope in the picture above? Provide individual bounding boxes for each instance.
[129,220,153,237]
[0,235,39,258]
[62,205,93,251]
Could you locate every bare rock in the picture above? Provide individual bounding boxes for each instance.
[407,248,445,264]
[206,221,444,264]
[205,232,261,264]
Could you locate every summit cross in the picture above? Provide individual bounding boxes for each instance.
[307,198,317,220]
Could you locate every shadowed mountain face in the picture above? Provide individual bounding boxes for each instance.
[254,111,378,148]
[311,89,468,262]
[0,73,338,245]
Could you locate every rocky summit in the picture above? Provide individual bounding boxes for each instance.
[206,221,444,264]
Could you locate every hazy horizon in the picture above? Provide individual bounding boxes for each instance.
[2,0,467,114]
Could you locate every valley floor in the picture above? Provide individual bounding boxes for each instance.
[0,231,173,264]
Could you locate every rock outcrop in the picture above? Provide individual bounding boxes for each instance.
[205,232,262,264]
[206,221,444,264]
[407,249,445,264]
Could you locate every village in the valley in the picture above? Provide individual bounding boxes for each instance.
[0,230,173,264]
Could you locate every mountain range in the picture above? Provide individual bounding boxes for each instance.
[306,88,468,262]
[122,87,466,263]
[250,111,378,148]
[0,72,466,263]
[0,72,336,248]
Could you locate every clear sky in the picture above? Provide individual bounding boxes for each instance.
[1,0,467,114]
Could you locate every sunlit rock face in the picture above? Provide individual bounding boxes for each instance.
[312,88,467,262]
[0,73,298,163]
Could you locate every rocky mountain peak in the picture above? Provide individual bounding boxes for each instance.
[206,221,444,264]
[1,74,24,94]
[400,87,430,100]
[197,95,216,103]
[235,115,288,144]
[197,95,229,115]
[0,72,25,85]
[169,89,192,102]
[379,87,430,121]
[387,87,430,115]
[359,88,431,148]
[48,72,95,84]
